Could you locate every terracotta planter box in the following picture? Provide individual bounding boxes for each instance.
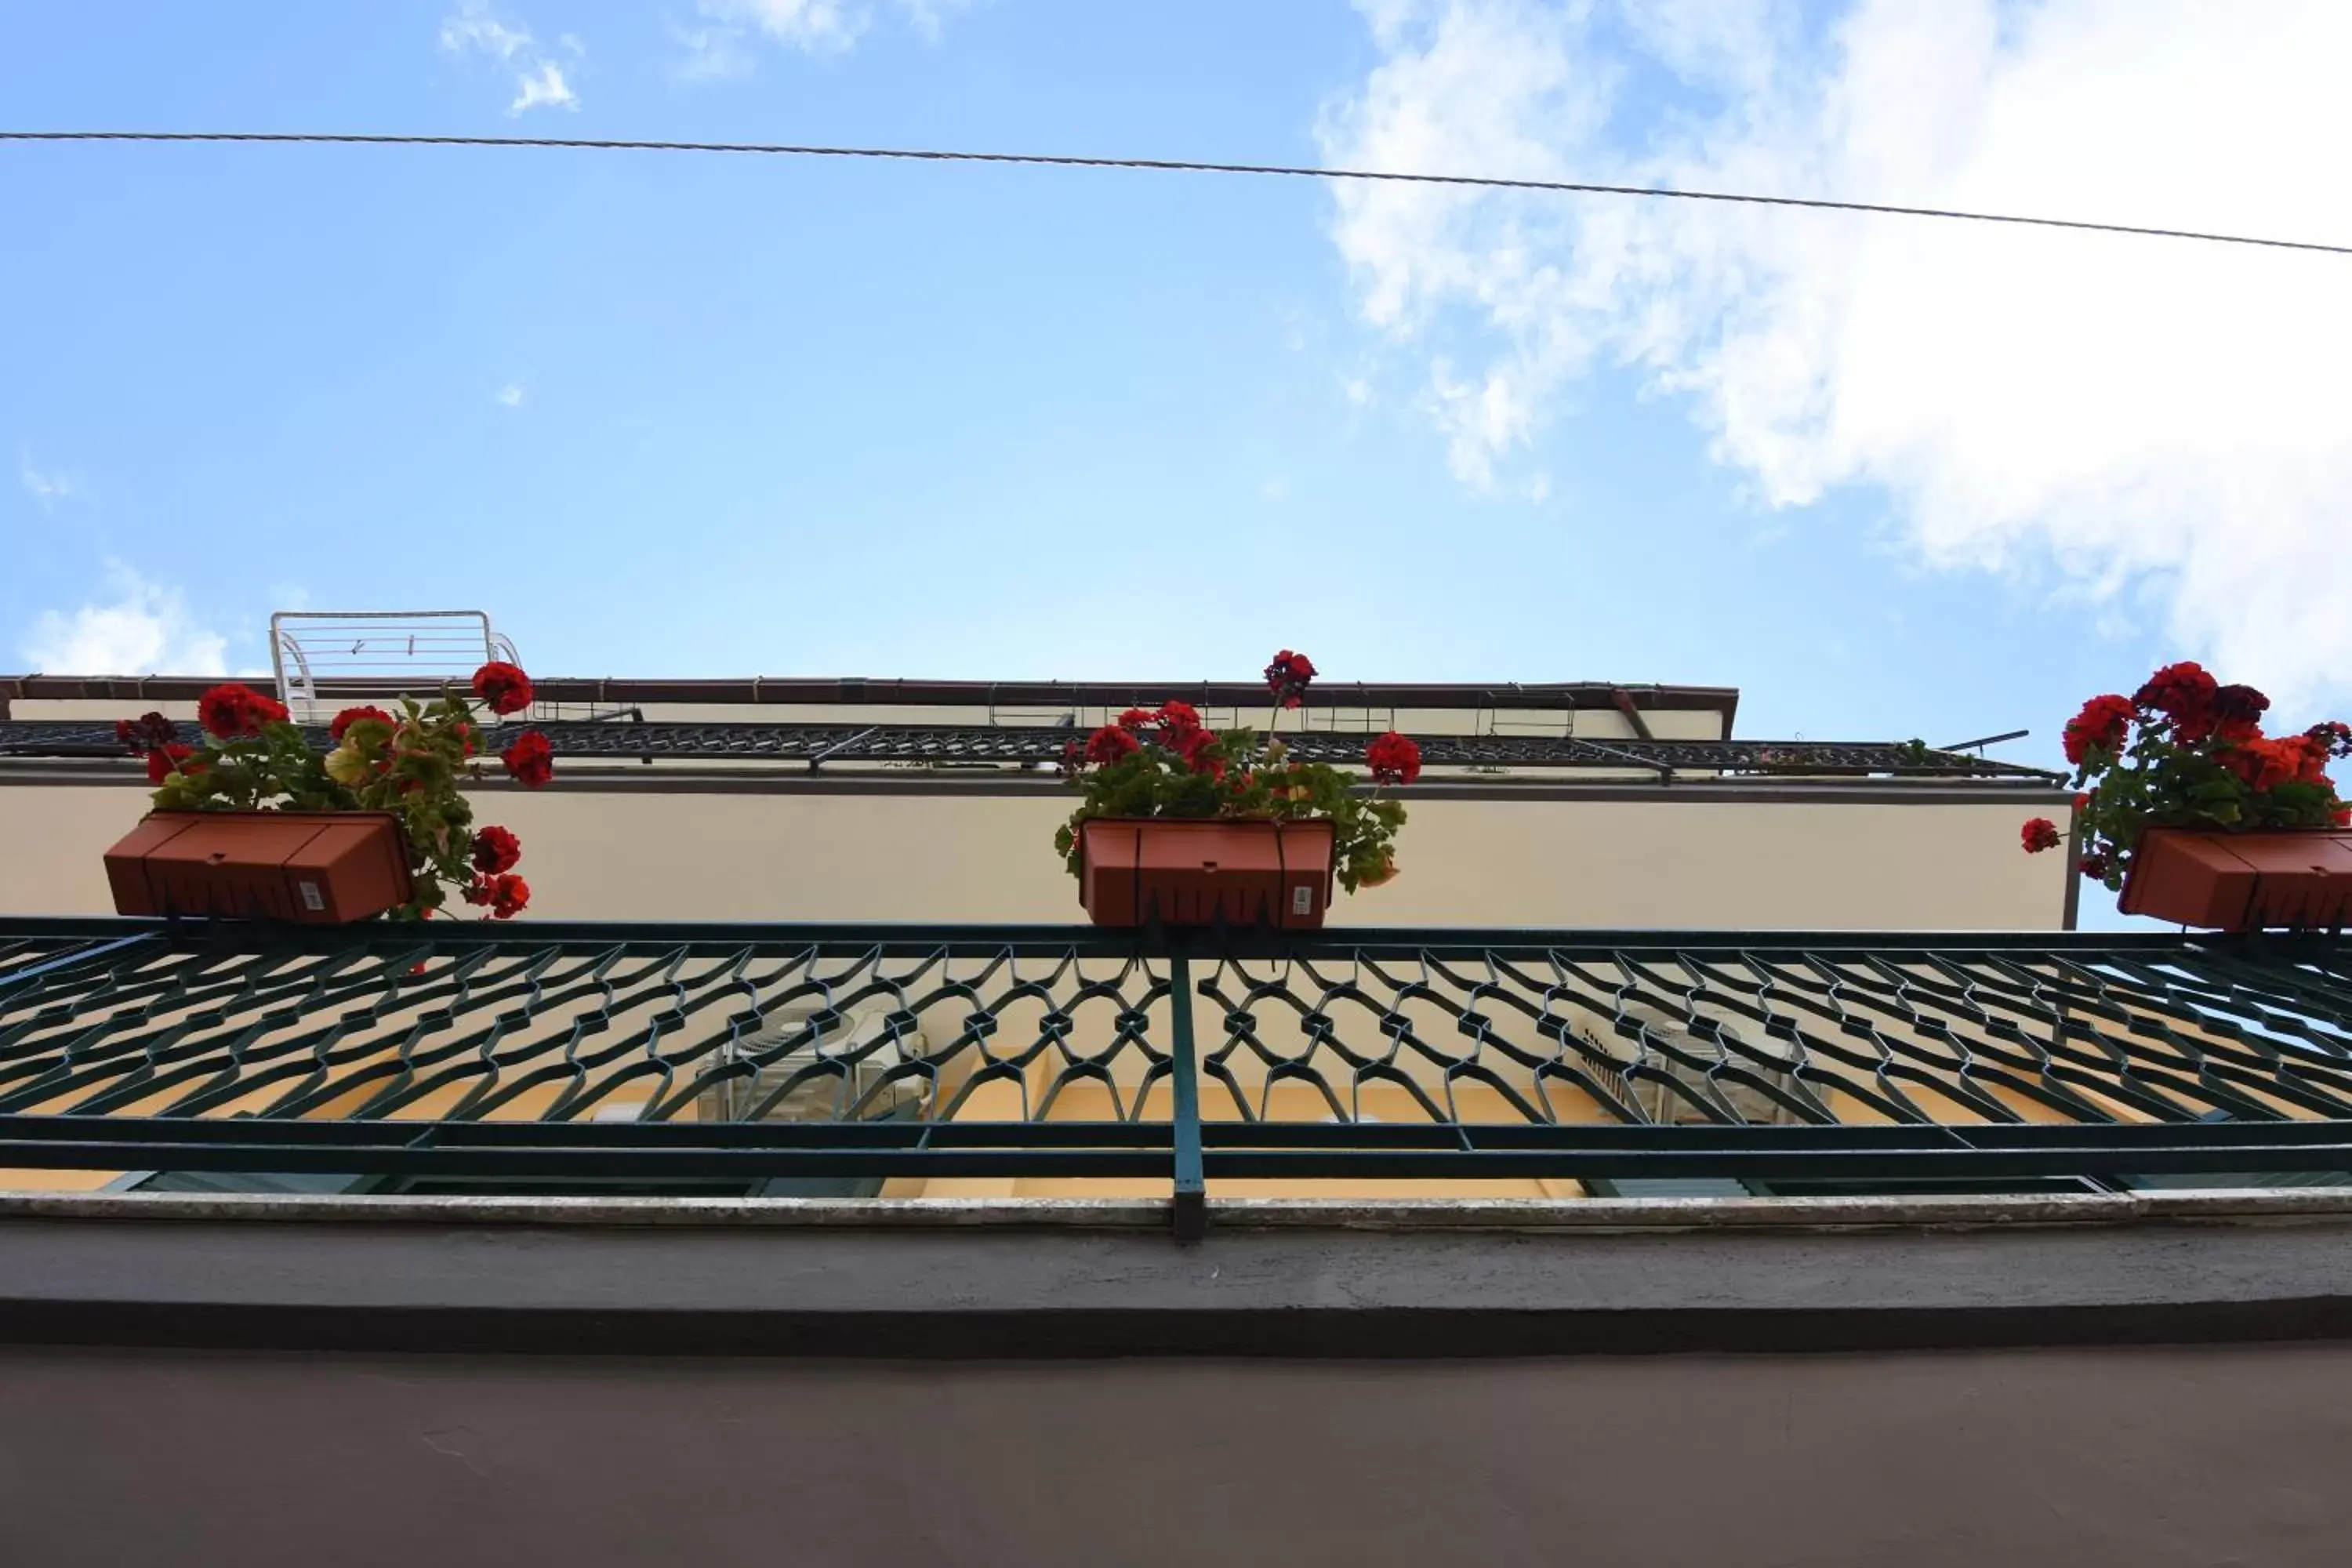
[2119,827,2352,931]
[1079,818,1336,930]
[104,811,414,924]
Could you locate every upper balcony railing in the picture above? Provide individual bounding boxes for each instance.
[2,918,2347,1234]
[0,720,2063,780]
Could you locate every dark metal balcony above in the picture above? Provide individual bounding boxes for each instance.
[0,720,2063,780]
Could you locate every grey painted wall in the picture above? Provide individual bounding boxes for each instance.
[2,1342,2347,1566]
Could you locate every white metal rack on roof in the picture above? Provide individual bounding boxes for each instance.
[269,610,520,722]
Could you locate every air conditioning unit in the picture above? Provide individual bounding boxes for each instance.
[1592,1013,1808,1127]
[696,1006,924,1123]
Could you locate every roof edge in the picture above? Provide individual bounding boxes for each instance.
[0,674,1741,717]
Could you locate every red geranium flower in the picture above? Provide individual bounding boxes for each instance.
[1176,725,1223,777]
[115,712,179,753]
[144,743,202,786]
[2292,734,2334,787]
[463,872,531,920]
[499,729,555,789]
[196,682,289,739]
[1155,700,1203,742]
[1367,731,1421,786]
[2134,661,2218,739]
[1115,707,1156,732]
[470,825,523,876]
[1265,649,1317,709]
[2079,851,2111,880]
[329,705,395,742]
[2307,721,2352,760]
[2219,736,2303,793]
[470,661,535,717]
[1083,724,1141,766]
[2336,807,2352,828]
[2060,694,2133,766]
[2020,817,2062,853]
[2209,683,2270,743]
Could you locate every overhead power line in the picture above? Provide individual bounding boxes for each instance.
[4,129,2345,258]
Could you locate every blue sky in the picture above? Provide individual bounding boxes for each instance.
[5,0,2347,782]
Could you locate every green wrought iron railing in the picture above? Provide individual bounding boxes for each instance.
[2,918,2350,1236]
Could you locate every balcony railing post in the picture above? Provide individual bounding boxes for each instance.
[1168,953,1207,1241]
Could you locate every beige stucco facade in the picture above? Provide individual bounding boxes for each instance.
[0,777,2068,930]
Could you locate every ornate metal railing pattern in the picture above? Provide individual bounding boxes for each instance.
[0,720,2060,779]
[2,920,2350,1232]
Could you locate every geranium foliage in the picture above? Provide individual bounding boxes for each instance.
[2026,660,2350,889]
[124,663,554,920]
[1054,654,1416,895]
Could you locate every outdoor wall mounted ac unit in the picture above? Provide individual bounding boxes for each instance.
[695,1006,924,1123]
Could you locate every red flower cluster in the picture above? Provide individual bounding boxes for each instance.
[1085,724,1141,765]
[1151,702,1222,775]
[2307,721,2352,759]
[197,683,289,739]
[1265,649,1317,710]
[499,729,555,789]
[471,661,535,717]
[470,824,523,876]
[2031,659,2347,881]
[114,712,179,753]
[2020,817,2063,853]
[1086,702,1225,776]
[1156,700,1203,740]
[2220,734,2332,793]
[2061,694,2133,766]
[1054,647,1411,898]
[144,744,201,786]
[2210,683,2270,742]
[463,873,531,920]
[1367,731,1421,786]
[2134,661,2218,740]
[329,705,395,742]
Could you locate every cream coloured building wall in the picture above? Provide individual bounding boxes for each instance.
[1,779,2070,929]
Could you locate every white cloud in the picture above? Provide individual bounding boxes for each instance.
[681,0,967,72]
[17,447,76,509]
[1323,0,2352,705]
[21,567,230,676]
[673,24,757,81]
[699,0,862,53]
[496,382,526,408]
[440,2,580,114]
[508,61,575,114]
[895,0,971,44]
[440,1,529,59]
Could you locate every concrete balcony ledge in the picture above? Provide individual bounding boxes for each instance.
[5,1189,2352,1359]
[10,1185,2352,1229]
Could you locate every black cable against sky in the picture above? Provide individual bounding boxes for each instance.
[2,129,2347,257]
